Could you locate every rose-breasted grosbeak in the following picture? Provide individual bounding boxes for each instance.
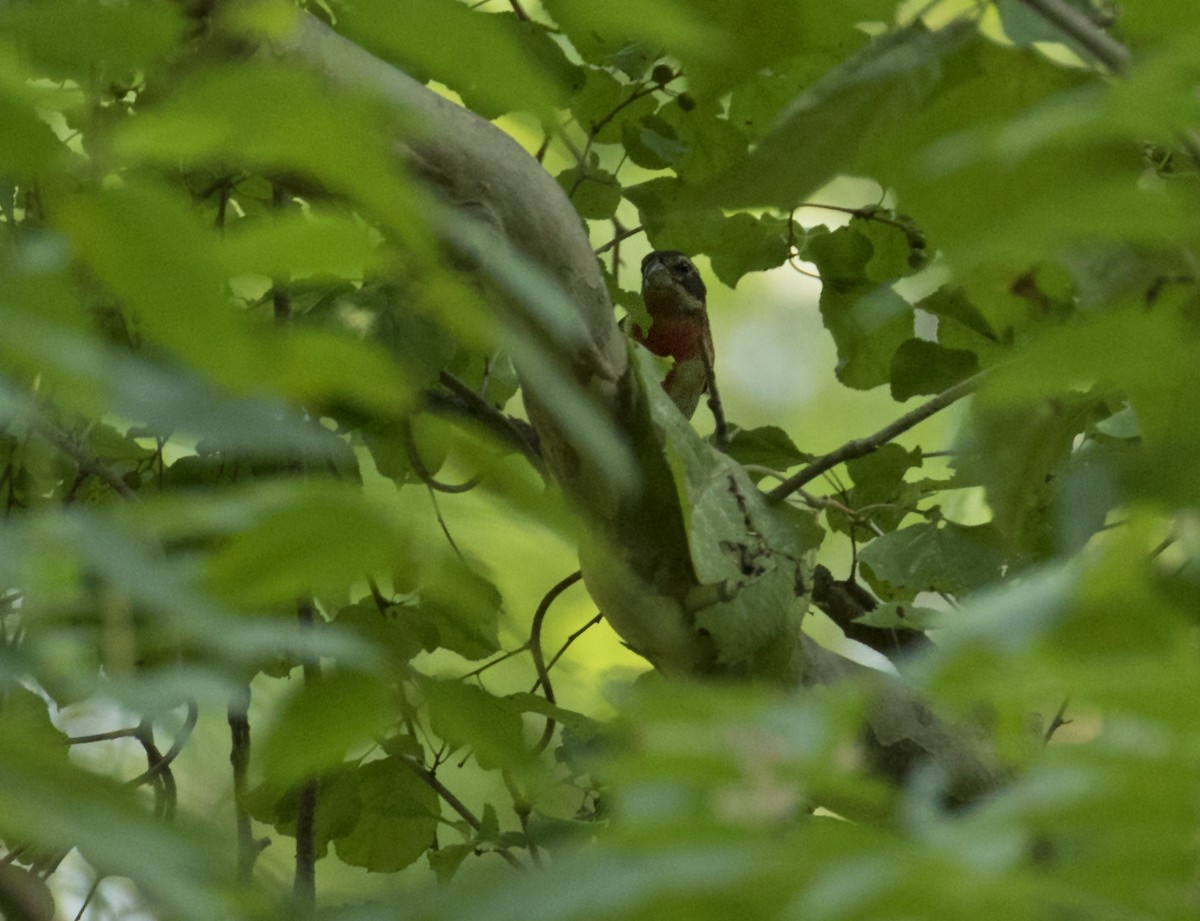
[630,250,713,420]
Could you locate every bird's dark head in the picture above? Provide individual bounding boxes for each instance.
[641,250,706,316]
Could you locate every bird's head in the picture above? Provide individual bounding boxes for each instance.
[641,250,707,318]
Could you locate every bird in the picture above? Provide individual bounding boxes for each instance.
[629,250,713,420]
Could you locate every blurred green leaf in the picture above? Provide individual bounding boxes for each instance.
[333,1,583,118]
[206,483,406,606]
[262,670,392,791]
[0,89,62,177]
[112,63,420,235]
[0,734,237,921]
[709,22,974,207]
[0,0,185,79]
[218,210,382,280]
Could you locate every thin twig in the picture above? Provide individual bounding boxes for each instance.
[427,371,543,472]
[73,876,102,921]
[428,488,465,560]
[32,421,136,501]
[400,757,525,871]
[1016,0,1128,73]
[542,613,603,675]
[797,202,911,233]
[458,644,530,681]
[529,570,583,753]
[594,224,645,256]
[127,699,198,788]
[229,685,266,884]
[1044,697,1071,743]
[68,727,142,745]
[403,423,484,494]
[131,719,177,821]
[294,599,320,912]
[768,372,986,501]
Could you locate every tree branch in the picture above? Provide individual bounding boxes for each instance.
[1016,0,1129,73]
[768,372,985,501]
[423,372,543,474]
[32,420,137,502]
[270,12,1006,802]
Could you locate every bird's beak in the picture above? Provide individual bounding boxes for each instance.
[643,261,669,285]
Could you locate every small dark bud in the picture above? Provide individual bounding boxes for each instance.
[677,93,696,112]
[651,64,674,85]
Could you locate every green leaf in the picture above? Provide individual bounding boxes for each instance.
[0,92,62,177]
[557,167,622,220]
[725,426,812,473]
[261,670,392,791]
[889,338,978,401]
[657,97,748,184]
[428,842,475,883]
[918,285,998,341]
[993,0,1098,58]
[708,213,791,288]
[542,0,716,83]
[859,521,1006,598]
[851,215,922,282]
[205,484,407,606]
[854,600,943,631]
[416,557,504,660]
[218,210,382,281]
[0,0,185,79]
[955,399,1089,547]
[334,756,440,872]
[112,63,418,234]
[424,679,529,770]
[621,114,688,170]
[694,563,805,669]
[331,2,581,118]
[822,443,923,536]
[0,732,235,921]
[727,56,838,143]
[335,601,427,664]
[625,177,725,254]
[246,767,362,859]
[708,22,975,207]
[807,227,914,390]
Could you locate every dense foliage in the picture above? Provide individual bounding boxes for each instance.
[0,0,1197,919]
